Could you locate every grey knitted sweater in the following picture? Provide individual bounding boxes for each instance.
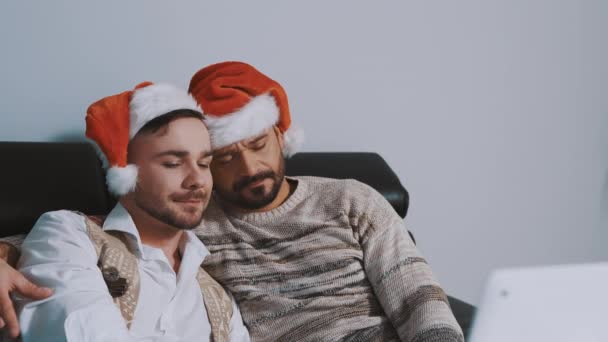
[197,176,464,342]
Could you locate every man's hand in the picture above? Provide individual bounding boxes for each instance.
[0,243,53,338]
[0,242,19,268]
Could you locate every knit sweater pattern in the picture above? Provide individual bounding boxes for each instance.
[197,176,464,342]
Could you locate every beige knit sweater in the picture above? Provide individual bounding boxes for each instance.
[197,176,463,342]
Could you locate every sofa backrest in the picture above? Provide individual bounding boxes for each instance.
[285,152,409,217]
[0,142,409,237]
[0,142,111,237]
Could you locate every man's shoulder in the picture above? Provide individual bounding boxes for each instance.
[20,210,98,269]
[36,209,85,226]
[293,176,379,201]
[291,176,384,219]
[27,210,88,240]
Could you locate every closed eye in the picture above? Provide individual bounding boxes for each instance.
[215,153,234,164]
[251,142,266,150]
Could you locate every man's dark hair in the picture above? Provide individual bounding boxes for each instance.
[136,109,204,136]
[126,109,206,164]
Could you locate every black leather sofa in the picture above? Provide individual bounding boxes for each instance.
[0,142,475,338]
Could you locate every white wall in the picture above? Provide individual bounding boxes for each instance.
[1,0,606,305]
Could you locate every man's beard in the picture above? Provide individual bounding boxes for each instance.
[218,158,285,210]
[134,189,207,230]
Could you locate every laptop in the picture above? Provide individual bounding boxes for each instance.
[468,262,608,342]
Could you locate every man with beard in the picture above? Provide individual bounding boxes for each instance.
[187,61,464,341]
[1,62,463,342]
[5,82,249,341]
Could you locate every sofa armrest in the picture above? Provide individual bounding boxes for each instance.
[448,296,476,339]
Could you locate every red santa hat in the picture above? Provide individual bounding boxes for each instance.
[188,61,304,157]
[86,82,202,196]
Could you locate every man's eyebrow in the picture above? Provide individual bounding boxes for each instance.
[154,150,188,158]
[246,133,268,145]
[153,150,213,158]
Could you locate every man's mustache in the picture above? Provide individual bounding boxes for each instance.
[233,170,275,192]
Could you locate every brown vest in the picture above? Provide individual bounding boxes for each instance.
[83,214,233,342]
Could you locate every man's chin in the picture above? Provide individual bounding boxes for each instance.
[173,207,205,229]
[173,214,204,230]
[241,186,268,199]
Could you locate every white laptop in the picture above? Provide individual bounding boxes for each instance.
[468,262,608,342]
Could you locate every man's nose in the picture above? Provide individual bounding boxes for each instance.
[238,150,259,177]
[183,163,209,190]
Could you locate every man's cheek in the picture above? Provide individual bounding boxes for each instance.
[204,173,214,189]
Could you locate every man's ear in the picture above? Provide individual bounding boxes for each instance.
[273,125,285,150]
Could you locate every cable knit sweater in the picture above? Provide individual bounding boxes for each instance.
[197,176,463,342]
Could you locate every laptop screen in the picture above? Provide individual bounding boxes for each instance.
[469,262,608,342]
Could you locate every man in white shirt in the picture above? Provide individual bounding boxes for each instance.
[8,82,249,341]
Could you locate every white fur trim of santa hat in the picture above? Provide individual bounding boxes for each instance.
[205,93,304,157]
[128,83,202,138]
[106,165,139,196]
[282,124,305,157]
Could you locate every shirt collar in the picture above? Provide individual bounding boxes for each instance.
[177,230,210,282]
[102,203,145,257]
[182,229,210,259]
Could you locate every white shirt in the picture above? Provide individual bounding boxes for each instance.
[15,204,250,342]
